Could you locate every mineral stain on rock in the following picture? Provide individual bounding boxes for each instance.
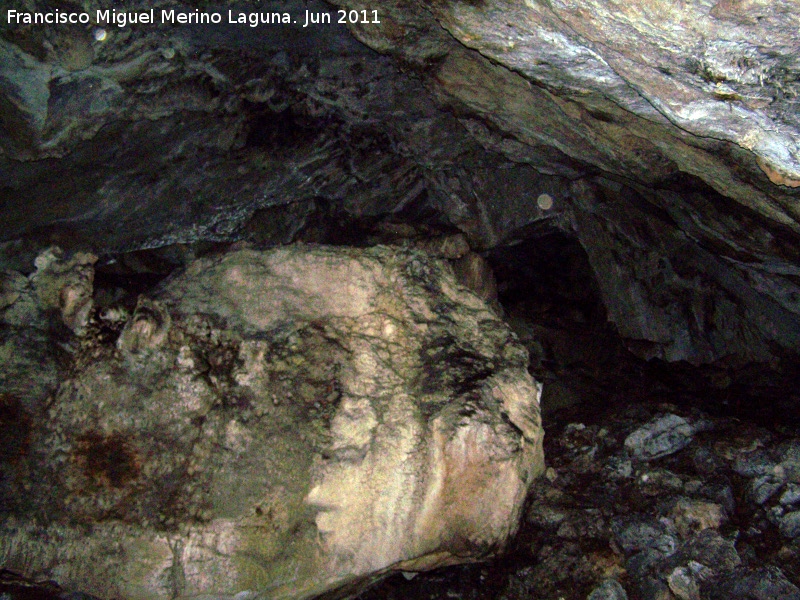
[0,394,30,464]
[0,245,544,600]
[72,431,140,490]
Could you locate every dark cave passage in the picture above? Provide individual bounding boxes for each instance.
[83,214,800,431]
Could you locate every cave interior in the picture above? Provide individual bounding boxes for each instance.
[2,0,800,598]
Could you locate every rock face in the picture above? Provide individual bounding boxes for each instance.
[0,245,544,599]
[338,0,800,217]
[2,0,800,368]
[334,0,800,365]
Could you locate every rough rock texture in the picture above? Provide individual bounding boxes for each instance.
[338,0,800,209]
[2,0,800,368]
[331,0,800,365]
[0,245,544,599]
[346,396,800,600]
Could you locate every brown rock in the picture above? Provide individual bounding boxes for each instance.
[452,252,499,306]
[670,499,726,539]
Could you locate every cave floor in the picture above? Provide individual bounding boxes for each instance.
[355,395,800,600]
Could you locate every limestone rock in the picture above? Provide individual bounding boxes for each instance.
[587,579,628,600]
[625,414,696,461]
[30,246,97,333]
[0,245,544,600]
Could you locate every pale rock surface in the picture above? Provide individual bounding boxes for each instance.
[587,578,628,600]
[669,498,726,539]
[625,414,696,461]
[336,0,800,224]
[0,245,544,600]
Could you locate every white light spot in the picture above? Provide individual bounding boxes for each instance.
[93,28,107,42]
[382,320,396,337]
[163,47,176,60]
[537,193,554,210]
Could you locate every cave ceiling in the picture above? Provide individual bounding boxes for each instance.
[1,0,800,366]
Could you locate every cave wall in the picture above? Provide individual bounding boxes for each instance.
[2,0,800,367]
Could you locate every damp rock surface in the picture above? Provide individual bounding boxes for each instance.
[624,413,697,461]
[2,0,800,371]
[0,244,544,600]
[352,396,800,600]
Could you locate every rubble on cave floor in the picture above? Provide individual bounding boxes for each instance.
[355,397,800,600]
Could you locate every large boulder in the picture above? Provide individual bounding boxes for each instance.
[0,245,544,599]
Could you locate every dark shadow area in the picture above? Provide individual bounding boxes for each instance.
[486,229,800,429]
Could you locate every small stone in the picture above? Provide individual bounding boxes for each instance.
[565,422,587,433]
[699,482,736,515]
[780,484,800,506]
[687,560,715,582]
[587,578,627,600]
[612,516,678,556]
[545,466,558,482]
[670,498,725,539]
[607,457,633,478]
[624,414,695,461]
[749,475,784,506]
[732,449,775,477]
[683,529,741,572]
[779,511,800,539]
[714,566,800,600]
[668,566,701,600]
[556,509,607,540]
